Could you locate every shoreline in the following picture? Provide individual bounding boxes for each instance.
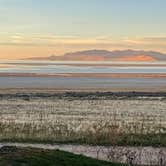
[0,90,166,100]
[0,88,166,94]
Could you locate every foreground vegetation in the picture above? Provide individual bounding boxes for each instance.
[0,94,165,147]
[0,146,125,166]
[0,92,166,165]
[1,133,166,147]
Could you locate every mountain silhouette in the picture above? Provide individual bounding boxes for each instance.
[27,49,166,62]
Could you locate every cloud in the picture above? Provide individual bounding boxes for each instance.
[11,35,24,40]
[0,34,114,46]
[1,34,166,53]
[121,37,166,53]
[124,37,166,46]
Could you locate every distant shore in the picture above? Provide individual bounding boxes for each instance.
[1,72,166,78]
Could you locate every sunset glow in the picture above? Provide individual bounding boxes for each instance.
[0,0,166,59]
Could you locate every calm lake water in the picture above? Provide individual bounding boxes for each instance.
[0,60,166,90]
[1,60,166,74]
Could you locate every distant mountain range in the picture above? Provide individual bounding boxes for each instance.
[27,49,166,62]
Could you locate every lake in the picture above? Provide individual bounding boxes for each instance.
[1,60,166,74]
[0,60,166,90]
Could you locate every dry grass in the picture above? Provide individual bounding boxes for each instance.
[0,95,165,146]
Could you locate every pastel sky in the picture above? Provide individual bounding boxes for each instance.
[0,0,166,59]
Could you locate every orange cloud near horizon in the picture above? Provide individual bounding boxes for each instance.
[0,46,65,60]
[1,36,166,60]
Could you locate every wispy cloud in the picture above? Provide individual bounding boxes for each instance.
[0,34,114,46]
[124,37,166,45]
[1,34,166,53]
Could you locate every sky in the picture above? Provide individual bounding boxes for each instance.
[0,0,166,59]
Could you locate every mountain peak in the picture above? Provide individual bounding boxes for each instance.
[27,49,166,62]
